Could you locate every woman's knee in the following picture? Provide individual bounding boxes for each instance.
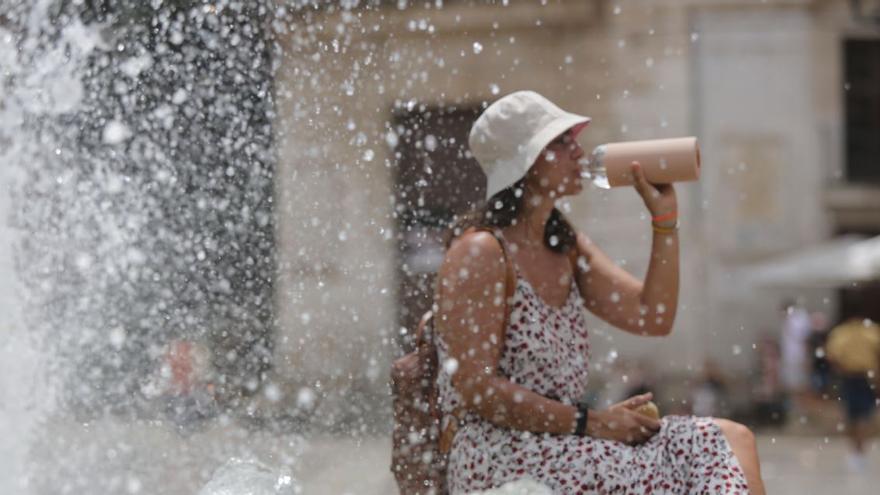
[714,418,756,453]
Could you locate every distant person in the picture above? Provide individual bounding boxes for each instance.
[692,359,729,418]
[162,339,218,429]
[807,311,832,397]
[752,334,786,427]
[825,316,880,473]
[779,299,811,405]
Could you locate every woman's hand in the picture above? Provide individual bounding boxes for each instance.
[630,162,677,224]
[588,392,662,445]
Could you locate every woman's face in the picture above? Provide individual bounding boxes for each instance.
[526,129,586,199]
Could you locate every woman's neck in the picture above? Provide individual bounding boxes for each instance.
[506,189,556,249]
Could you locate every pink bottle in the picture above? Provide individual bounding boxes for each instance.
[580,136,701,188]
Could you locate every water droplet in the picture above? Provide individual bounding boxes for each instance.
[172,88,188,104]
[102,121,131,144]
[606,349,619,363]
[109,327,126,348]
[424,135,438,152]
[385,130,399,148]
[443,358,459,375]
[264,383,283,402]
[296,387,316,410]
[126,477,142,494]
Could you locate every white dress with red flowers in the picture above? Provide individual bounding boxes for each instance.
[435,242,749,494]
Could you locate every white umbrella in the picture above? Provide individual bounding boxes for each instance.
[744,234,880,288]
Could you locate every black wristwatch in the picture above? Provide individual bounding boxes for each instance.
[574,403,589,437]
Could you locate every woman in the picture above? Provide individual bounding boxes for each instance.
[434,91,765,494]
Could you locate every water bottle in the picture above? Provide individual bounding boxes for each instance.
[580,137,701,188]
[579,145,611,189]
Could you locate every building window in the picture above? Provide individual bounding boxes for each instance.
[844,39,880,184]
[390,106,483,351]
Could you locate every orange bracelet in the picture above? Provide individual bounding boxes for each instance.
[651,211,678,223]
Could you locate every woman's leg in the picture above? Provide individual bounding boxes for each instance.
[713,418,766,495]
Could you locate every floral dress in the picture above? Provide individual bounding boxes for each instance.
[435,236,749,494]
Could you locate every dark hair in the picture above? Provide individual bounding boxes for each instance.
[441,178,577,254]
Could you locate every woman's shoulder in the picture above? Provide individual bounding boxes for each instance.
[445,228,504,260]
[439,229,505,277]
[435,229,509,308]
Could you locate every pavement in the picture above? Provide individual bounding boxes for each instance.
[755,434,876,494]
[301,433,878,495]
[11,414,880,494]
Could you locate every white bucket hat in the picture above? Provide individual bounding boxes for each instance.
[469,90,591,201]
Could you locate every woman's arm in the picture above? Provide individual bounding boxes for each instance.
[572,231,678,336]
[436,231,660,442]
[572,162,679,336]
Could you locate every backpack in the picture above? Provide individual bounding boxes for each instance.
[390,227,516,495]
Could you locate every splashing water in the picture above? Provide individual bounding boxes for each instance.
[196,458,300,495]
[1,1,287,492]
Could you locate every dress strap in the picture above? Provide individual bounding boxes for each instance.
[492,230,521,277]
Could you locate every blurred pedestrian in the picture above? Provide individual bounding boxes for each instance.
[161,339,218,430]
[752,334,786,427]
[807,311,832,398]
[692,358,729,418]
[779,299,811,409]
[825,315,880,473]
